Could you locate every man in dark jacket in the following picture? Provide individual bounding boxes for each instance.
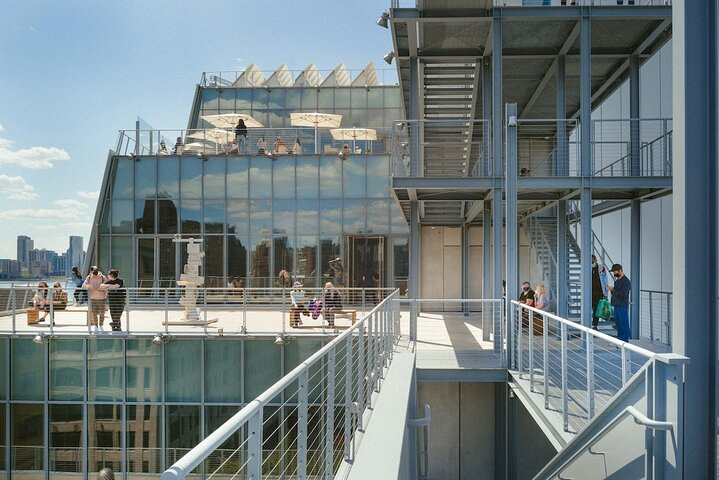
[607,263,631,342]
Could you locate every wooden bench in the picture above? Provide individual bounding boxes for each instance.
[26,303,85,325]
[334,310,357,325]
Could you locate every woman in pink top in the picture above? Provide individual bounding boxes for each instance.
[83,266,107,331]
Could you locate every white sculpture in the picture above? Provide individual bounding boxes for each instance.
[167,236,216,325]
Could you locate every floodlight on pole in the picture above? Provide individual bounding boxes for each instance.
[377,11,390,28]
[383,51,396,65]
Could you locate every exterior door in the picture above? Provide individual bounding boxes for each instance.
[344,236,385,289]
[135,236,178,290]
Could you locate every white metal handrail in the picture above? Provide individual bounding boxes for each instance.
[161,290,400,479]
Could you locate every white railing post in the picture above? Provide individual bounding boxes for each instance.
[11,285,16,332]
[529,310,535,391]
[344,334,353,461]
[325,347,335,478]
[561,322,569,431]
[586,333,595,419]
[621,347,628,386]
[358,322,366,419]
[248,409,263,479]
[543,314,549,409]
[298,369,309,480]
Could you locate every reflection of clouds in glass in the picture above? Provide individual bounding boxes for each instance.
[227,200,249,233]
[204,173,225,198]
[273,161,294,197]
[320,160,341,197]
[181,174,202,198]
[344,200,365,233]
[227,171,248,197]
[367,199,390,234]
[320,200,341,233]
[296,160,318,196]
[249,162,271,196]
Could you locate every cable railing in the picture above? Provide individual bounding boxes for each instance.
[161,290,400,480]
[494,0,671,5]
[639,289,671,348]
[509,301,658,434]
[0,285,397,337]
[592,118,672,176]
[199,67,399,89]
[517,118,581,177]
[116,127,393,158]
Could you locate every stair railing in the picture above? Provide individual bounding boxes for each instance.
[526,218,559,293]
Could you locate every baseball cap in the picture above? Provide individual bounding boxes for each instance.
[610,263,623,273]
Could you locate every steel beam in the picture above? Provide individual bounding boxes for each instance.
[557,54,568,176]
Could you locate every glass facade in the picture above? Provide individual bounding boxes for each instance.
[0,336,338,478]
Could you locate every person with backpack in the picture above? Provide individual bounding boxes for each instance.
[591,255,610,330]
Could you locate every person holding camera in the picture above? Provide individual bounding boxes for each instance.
[83,266,108,332]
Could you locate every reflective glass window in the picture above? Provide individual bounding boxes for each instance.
[296,157,318,198]
[301,89,318,109]
[318,88,333,109]
[250,199,271,234]
[296,236,317,286]
[383,109,403,127]
[50,404,83,477]
[320,157,342,198]
[205,406,243,473]
[135,199,155,234]
[180,200,202,234]
[227,199,249,236]
[385,88,402,108]
[273,236,294,278]
[50,339,84,401]
[165,340,201,402]
[88,404,122,473]
[273,157,295,198]
[320,236,341,285]
[204,199,225,233]
[205,340,242,402]
[351,109,369,129]
[335,89,350,108]
[157,199,180,233]
[284,339,324,402]
[135,157,157,199]
[367,88,384,108]
[11,338,43,401]
[227,157,249,198]
[251,110,269,129]
[203,157,226,199]
[12,404,43,473]
[249,237,271,286]
[219,90,235,110]
[343,158,366,198]
[393,237,409,292]
[319,199,341,234]
[344,199,366,234]
[268,89,285,109]
[227,234,248,283]
[126,339,162,402]
[202,89,220,113]
[366,109,385,130]
[334,109,352,127]
[273,199,295,235]
[205,236,224,286]
[100,237,111,274]
[391,202,410,234]
[99,201,111,234]
[112,157,134,199]
[351,89,367,108]
[252,89,269,109]
[244,340,281,399]
[126,404,162,475]
[367,199,390,234]
[166,406,200,468]
[236,89,252,110]
[249,158,272,198]
[111,237,133,285]
[180,157,202,198]
[88,339,123,402]
[0,339,5,400]
[0,404,4,473]
[297,199,319,235]
[367,156,390,197]
[112,200,134,234]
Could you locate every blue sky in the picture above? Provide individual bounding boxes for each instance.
[0,0,393,259]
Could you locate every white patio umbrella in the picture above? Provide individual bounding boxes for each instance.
[183,142,214,153]
[188,128,234,144]
[330,127,378,152]
[290,112,343,153]
[200,113,264,129]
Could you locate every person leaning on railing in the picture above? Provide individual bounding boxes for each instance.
[100,269,125,333]
[83,266,108,332]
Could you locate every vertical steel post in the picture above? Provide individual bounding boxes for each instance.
[529,310,535,391]
[492,16,504,355]
[325,347,335,478]
[580,14,593,329]
[543,315,549,409]
[506,102,519,364]
[247,409,263,479]
[461,224,470,315]
[557,200,569,319]
[344,334,353,461]
[483,208,492,341]
[630,55,641,176]
[649,291,654,341]
[409,202,420,342]
[557,54,568,176]
[298,369,309,480]
[586,333,595,419]
[621,347,628,386]
[358,323,366,418]
[631,199,641,339]
[561,322,568,431]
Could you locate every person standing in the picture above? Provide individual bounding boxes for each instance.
[591,255,609,330]
[518,281,535,307]
[323,282,342,328]
[257,135,266,155]
[101,269,126,332]
[607,263,631,342]
[83,266,108,332]
[289,282,306,327]
[235,119,247,153]
[71,266,86,305]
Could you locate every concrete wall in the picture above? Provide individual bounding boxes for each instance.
[510,396,559,480]
[417,382,496,480]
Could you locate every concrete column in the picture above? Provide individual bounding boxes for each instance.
[673,1,718,477]
[630,199,640,339]
[483,207,492,340]
[556,55,568,176]
[557,201,568,318]
[409,201,420,341]
[580,15,593,328]
[630,55,641,176]
[492,17,504,351]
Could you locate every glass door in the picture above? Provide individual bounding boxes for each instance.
[135,236,179,292]
[344,236,385,303]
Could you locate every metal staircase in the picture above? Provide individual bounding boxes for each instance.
[525,216,582,318]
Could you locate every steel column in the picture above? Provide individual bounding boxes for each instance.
[297,369,309,479]
[409,201,420,341]
[673,1,718,477]
[325,348,335,478]
[630,55,641,176]
[630,199,641,339]
[506,103,519,361]
[247,409,263,479]
[343,334,353,461]
[580,14,593,328]
[556,55,568,176]
[557,200,569,319]
[492,16,504,353]
[483,207,492,341]
[482,59,492,176]
[461,223,470,314]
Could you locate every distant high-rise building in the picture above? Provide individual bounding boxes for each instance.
[67,236,84,274]
[16,235,33,269]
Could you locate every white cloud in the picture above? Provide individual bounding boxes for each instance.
[77,190,99,200]
[0,208,82,221]
[0,174,37,200]
[0,123,4,132]
[0,135,70,169]
[54,199,88,209]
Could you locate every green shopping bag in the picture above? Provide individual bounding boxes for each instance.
[595,298,611,320]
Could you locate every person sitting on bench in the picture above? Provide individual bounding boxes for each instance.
[32,281,50,322]
[51,282,68,310]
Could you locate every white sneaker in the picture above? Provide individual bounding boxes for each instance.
[99,325,106,334]
[92,325,98,334]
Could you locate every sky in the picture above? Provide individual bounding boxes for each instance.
[0,0,393,259]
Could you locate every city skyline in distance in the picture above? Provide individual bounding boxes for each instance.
[0,234,85,278]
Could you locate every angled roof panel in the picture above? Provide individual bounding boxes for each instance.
[350,62,380,87]
[293,63,322,87]
[231,63,266,87]
[321,62,351,87]
[265,64,293,87]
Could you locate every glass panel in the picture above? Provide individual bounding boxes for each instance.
[204,199,225,233]
[318,88,333,109]
[111,237,133,286]
[158,237,176,290]
[273,236,294,281]
[244,340,281,399]
[126,339,162,402]
[367,199,390,234]
[301,89,318,109]
[351,88,367,108]
[320,157,342,198]
[135,157,157,199]
[249,158,272,198]
[285,89,301,109]
[99,201,111,234]
[205,340,242,402]
[296,157,318,198]
[100,236,111,273]
[393,237,409,293]
[384,88,402,108]
[252,89,269,109]
[127,404,162,476]
[166,406,200,468]
[367,88,384,108]
[391,202,409,234]
[165,340,201,402]
[236,89,252,110]
[204,406,244,474]
[205,236,224,287]
[111,157,134,199]
[135,199,155,234]
[227,234,248,285]
[343,158,366,197]
[320,236,342,286]
[273,157,295,198]
[344,199,366,234]
[319,199,341,234]
[284,339,324,402]
[12,404,43,473]
[11,338,43,401]
[250,199,271,234]
[203,157,226,199]
[111,199,134,234]
[273,199,295,235]
[88,404,122,474]
[297,199,319,235]
[88,339,123,402]
[0,339,5,400]
[227,199,249,236]
[0,404,5,475]
[219,90,235,110]
[180,199,202,234]
[367,156,390,197]
[50,404,83,477]
[249,237,271,287]
[383,109,403,127]
[157,199,180,234]
[50,339,84,401]
[202,89,220,113]
[227,157,249,198]
[334,89,350,108]
[137,238,154,289]
[296,236,317,286]
[180,157,202,198]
